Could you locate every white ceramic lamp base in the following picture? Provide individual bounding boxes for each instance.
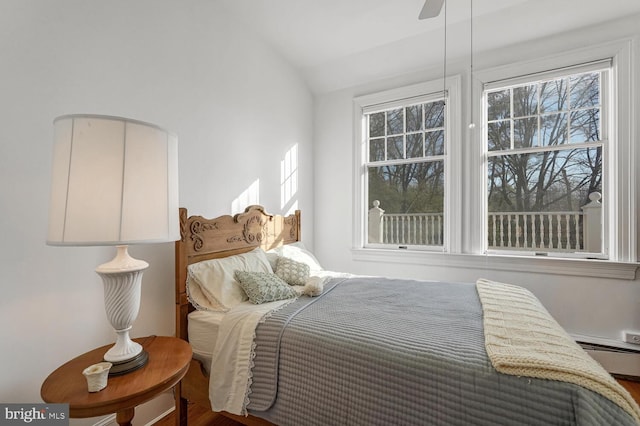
[96,245,149,375]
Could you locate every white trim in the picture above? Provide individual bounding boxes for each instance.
[352,93,368,249]
[362,91,445,114]
[611,38,636,262]
[447,76,462,253]
[89,407,174,426]
[572,333,640,352]
[466,71,486,253]
[355,81,447,112]
[473,40,630,90]
[483,58,612,91]
[471,38,635,262]
[145,407,174,426]
[351,248,638,280]
[352,76,462,252]
[92,414,116,426]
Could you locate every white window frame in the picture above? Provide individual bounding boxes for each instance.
[352,39,637,280]
[353,76,462,253]
[470,40,635,264]
[482,60,610,259]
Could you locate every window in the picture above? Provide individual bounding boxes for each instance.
[354,40,635,274]
[354,78,461,251]
[366,99,446,247]
[484,62,609,257]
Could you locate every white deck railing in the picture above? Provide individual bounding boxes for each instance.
[368,193,602,252]
[381,212,444,246]
[488,212,582,251]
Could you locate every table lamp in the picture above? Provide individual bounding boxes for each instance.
[47,114,179,375]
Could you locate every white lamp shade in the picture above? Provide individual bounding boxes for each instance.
[47,114,179,245]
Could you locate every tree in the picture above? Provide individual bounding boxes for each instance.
[487,72,602,214]
[367,101,446,215]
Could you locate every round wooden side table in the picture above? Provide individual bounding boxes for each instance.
[41,335,192,426]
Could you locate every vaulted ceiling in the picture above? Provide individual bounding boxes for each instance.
[217,0,640,93]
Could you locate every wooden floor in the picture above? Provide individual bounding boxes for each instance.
[155,379,640,425]
[618,377,640,406]
[154,402,243,426]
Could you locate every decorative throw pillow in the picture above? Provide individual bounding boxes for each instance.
[234,271,297,304]
[275,256,310,286]
[267,242,323,272]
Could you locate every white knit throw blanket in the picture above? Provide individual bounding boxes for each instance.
[476,278,640,424]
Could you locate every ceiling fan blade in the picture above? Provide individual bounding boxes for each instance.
[419,0,445,20]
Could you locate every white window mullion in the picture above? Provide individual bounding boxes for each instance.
[422,104,427,157]
[403,108,407,159]
[510,88,515,150]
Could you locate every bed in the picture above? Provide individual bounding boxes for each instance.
[174,205,640,426]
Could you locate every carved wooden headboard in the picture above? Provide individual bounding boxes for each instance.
[174,205,301,341]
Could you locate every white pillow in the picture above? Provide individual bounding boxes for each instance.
[267,242,323,272]
[186,247,273,312]
[265,251,279,271]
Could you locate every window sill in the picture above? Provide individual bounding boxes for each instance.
[351,248,638,280]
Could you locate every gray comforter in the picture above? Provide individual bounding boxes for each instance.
[246,276,637,425]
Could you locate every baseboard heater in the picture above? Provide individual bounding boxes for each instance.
[579,342,640,381]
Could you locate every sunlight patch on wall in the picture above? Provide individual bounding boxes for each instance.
[281,144,298,215]
[232,179,260,213]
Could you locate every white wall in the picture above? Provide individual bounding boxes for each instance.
[2,0,637,422]
[313,15,640,348]
[0,1,312,424]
